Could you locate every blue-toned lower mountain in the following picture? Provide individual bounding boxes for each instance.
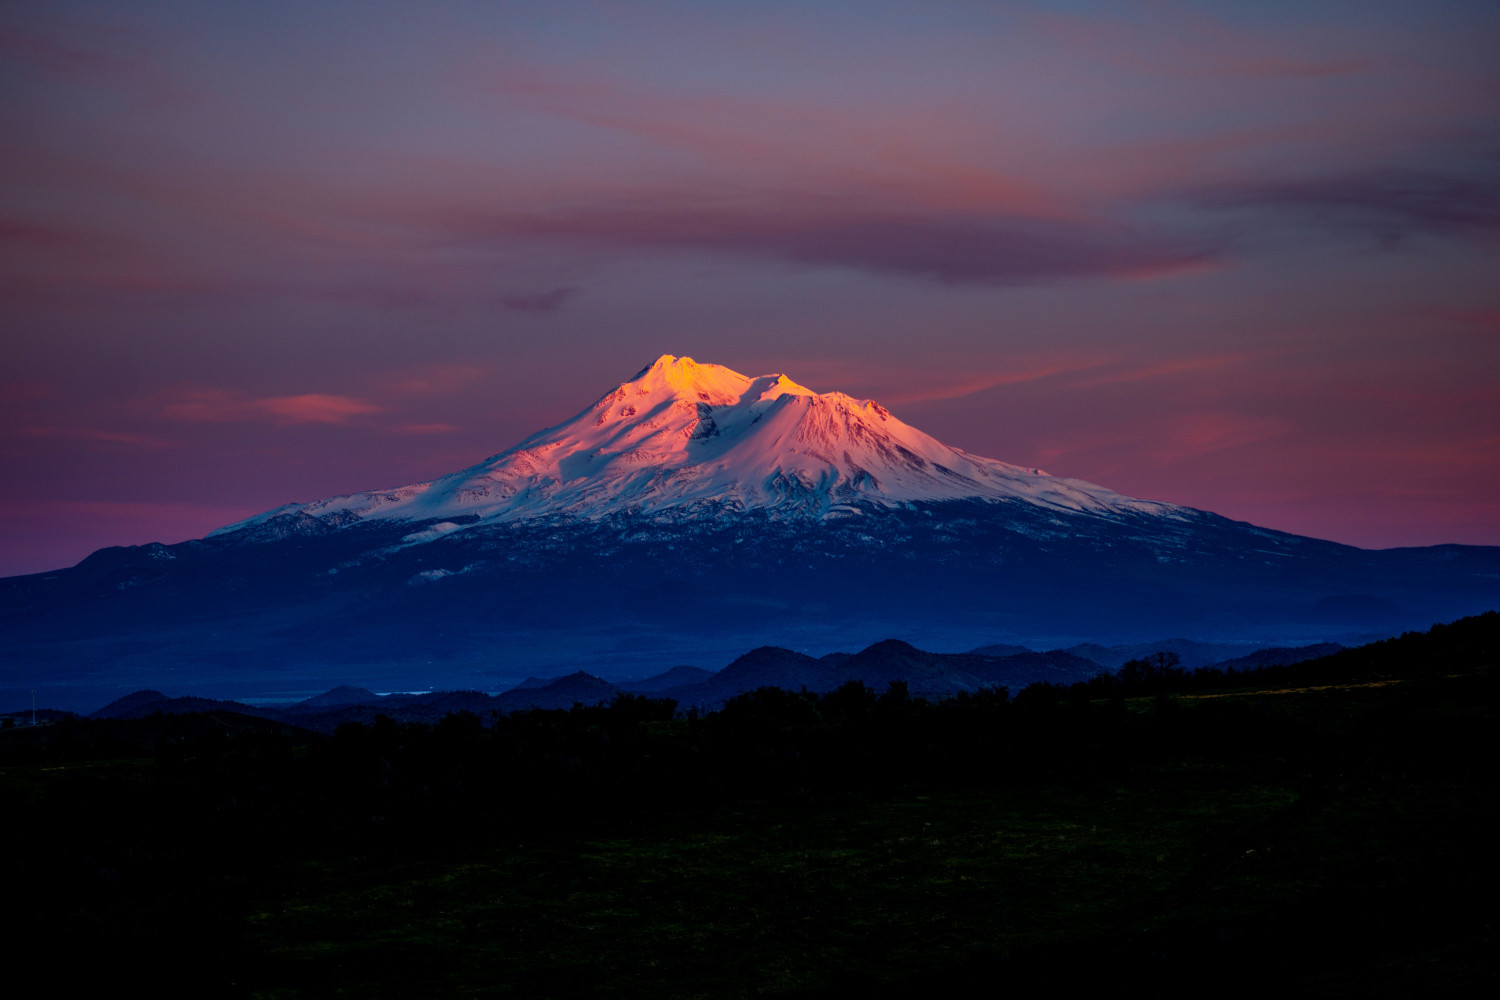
[2,355,1497,705]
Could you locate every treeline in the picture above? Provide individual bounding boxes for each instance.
[3,673,1302,964]
[1037,610,1499,699]
[9,613,1487,858]
[3,612,1496,994]
[4,612,1495,847]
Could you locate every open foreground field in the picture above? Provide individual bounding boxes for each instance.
[4,619,1495,997]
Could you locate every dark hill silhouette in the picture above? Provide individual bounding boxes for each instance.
[675,647,832,708]
[618,665,714,693]
[91,690,280,721]
[1062,638,1312,671]
[967,642,1033,657]
[671,641,1109,708]
[381,690,499,721]
[835,639,981,695]
[90,689,170,718]
[495,672,619,712]
[966,650,1111,689]
[291,685,380,709]
[290,690,497,730]
[22,612,1499,733]
[832,642,1107,698]
[1204,643,1345,673]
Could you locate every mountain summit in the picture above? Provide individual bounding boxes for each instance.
[218,354,1184,537]
[5,354,1498,710]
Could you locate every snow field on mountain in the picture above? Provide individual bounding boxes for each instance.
[214,355,1190,539]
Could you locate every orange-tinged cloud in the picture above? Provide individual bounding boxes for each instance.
[257,394,383,424]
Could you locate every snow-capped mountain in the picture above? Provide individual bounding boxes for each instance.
[5,354,1499,710]
[215,354,1188,540]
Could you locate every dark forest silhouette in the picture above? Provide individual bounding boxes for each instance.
[2,613,1495,997]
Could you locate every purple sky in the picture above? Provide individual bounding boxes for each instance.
[3,1,1498,576]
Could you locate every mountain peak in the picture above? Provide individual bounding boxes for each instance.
[214,356,1190,538]
[622,355,818,407]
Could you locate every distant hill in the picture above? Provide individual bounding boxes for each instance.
[289,685,380,710]
[618,666,715,693]
[91,690,281,722]
[671,640,1107,709]
[39,614,1499,730]
[967,643,1034,658]
[495,672,620,712]
[1204,643,1346,673]
[1060,638,1319,671]
[91,689,171,718]
[673,648,832,708]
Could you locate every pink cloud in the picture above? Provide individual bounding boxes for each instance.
[484,62,1073,222]
[1192,169,1500,244]
[0,380,52,402]
[851,351,1261,411]
[1023,8,1374,82]
[160,389,383,425]
[257,394,383,424]
[0,25,166,91]
[872,360,1109,407]
[0,22,186,110]
[436,195,1219,287]
[372,364,490,399]
[1064,353,1263,390]
[1029,410,1294,473]
[1436,307,1500,327]
[20,426,174,450]
[1149,412,1295,464]
[0,214,146,262]
[500,286,578,312]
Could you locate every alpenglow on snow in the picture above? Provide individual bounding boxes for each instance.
[216,354,1192,538]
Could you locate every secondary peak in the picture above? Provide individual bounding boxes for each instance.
[625,354,752,404]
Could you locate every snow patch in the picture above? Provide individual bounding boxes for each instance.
[408,568,456,584]
[216,354,1197,542]
[400,521,466,544]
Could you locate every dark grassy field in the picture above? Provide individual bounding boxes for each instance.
[3,619,1496,997]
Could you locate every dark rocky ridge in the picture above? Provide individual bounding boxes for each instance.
[3,500,1497,709]
[62,631,1377,732]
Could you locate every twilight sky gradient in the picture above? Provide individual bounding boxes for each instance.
[3,1,1498,576]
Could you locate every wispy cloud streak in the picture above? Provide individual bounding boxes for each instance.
[439,197,1220,286]
[161,390,383,426]
[20,426,174,449]
[500,286,578,312]
[1194,168,1500,243]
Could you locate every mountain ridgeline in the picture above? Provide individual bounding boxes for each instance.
[60,626,1404,732]
[2,355,1497,707]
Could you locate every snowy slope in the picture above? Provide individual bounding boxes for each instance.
[214,354,1192,538]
